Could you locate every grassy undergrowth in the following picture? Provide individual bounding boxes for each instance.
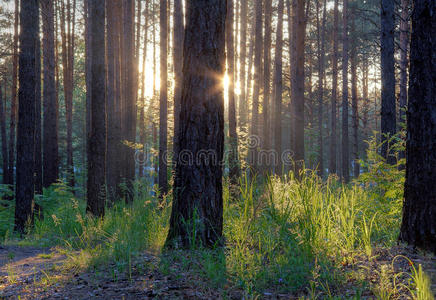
[0,138,434,298]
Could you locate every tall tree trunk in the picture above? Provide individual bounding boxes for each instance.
[263,0,272,153]
[87,0,106,217]
[329,0,338,176]
[0,83,8,185]
[8,0,20,186]
[249,0,263,172]
[292,0,306,174]
[84,0,91,177]
[227,0,240,186]
[166,0,226,249]
[341,0,350,182]
[42,0,59,189]
[238,0,248,131]
[173,0,184,163]
[380,0,396,164]
[273,0,284,175]
[399,0,409,161]
[152,0,158,186]
[350,7,359,178]
[316,0,326,177]
[159,0,168,196]
[34,9,42,198]
[400,0,436,253]
[15,0,39,233]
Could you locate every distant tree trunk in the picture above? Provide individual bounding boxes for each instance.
[152,0,158,186]
[329,0,338,176]
[166,0,226,249]
[350,7,359,178]
[87,0,106,217]
[158,0,168,197]
[398,0,409,161]
[362,59,370,158]
[263,0,272,153]
[249,0,263,172]
[8,0,20,186]
[42,0,59,189]
[400,0,436,253]
[380,0,396,164]
[273,0,284,175]
[15,0,39,233]
[0,83,8,185]
[123,0,137,202]
[226,0,240,186]
[238,0,248,131]
[292,0,306,174]
[173,0,184,162]
[316,0,326,177]
[341,0,350,182]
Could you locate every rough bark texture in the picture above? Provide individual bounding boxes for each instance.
[166,0,226,249]
[158,0,168,196]
[273,0,284,175]
[380,0,396,164]
[86,0,106,218]
[350,7,359,178]
[263,0,272,152]
[42,0,59,189]
[400,0,436,253]
[0,83,8,185]
[34,11,42,197]
[341,0,350,183]
[226,0,240,186]
[15,0,39,233]
[329,0,338,176]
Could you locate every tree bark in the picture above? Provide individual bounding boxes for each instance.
[341,0,350,182]
[350,6,359,178]
[380,0,396,164]
[263,0,272,153]
[87,0,106,217]
[0,83,8,185]
[158,0,168,196]
[399,0,409,161]
[166,0,226,249]
[238,0,248,131]
[15,0,39,233]
[400,0,436,253]
[329,0,339,176]
[273,0,284,175]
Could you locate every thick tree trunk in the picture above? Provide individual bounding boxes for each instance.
[87,0,106,217]
[341,0,350,182]
[238,0,248,130]
[263,0,272,153]
[400,0,436,253]
[0,83,8,185]
[34,4,42,198]
[173,0,184,163]
[226,0,240,186]
[399,0,409,161]
[380,0,396,164]
[15,0,39,233]
[351,8,359,178]
[329,0,339,176]
[158,0,168,196]
[166,0,226,249]
[42,0,59,189]
[273,0,284,175]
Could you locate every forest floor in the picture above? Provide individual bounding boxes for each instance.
[0,244,435,299]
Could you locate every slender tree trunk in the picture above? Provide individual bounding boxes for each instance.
[249,0,263,172]
[400,0,436,253]
[159,0,168,196]
[380,0,396,164]
[173,0,183,163]
[341,0,350,182]
[87,0,106,217]
[0,83,8,185]
[152,0,158,186]
[84,0,91,176]
[350,7,359,178]
[166,0,226,249]
[273,0,284,175]
[42,0,59,189]
[8,0,20,186]
[226,0,240,186]
[329,0,338,176]
[263,0,272,153]
[15,0,39,233]
[399,0,409,161]
[239,0,248,132]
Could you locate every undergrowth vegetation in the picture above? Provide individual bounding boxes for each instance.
[0,136,434,299]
